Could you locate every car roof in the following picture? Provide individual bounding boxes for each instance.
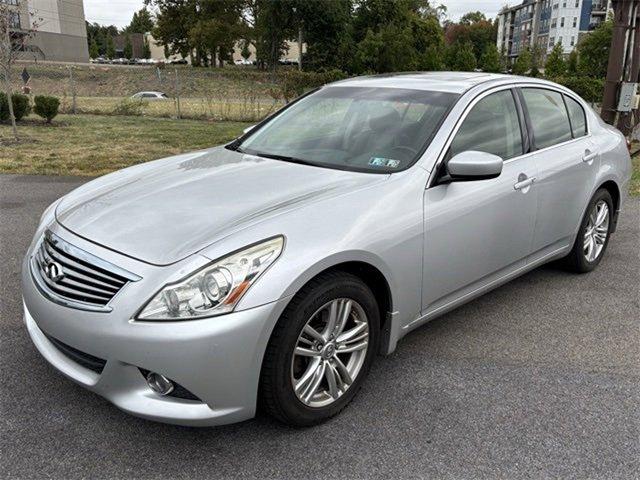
[328,72,555,95]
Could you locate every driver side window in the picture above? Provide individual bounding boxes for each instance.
[449,90,523,161]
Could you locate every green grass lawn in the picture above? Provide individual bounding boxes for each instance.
[0,115,249,176]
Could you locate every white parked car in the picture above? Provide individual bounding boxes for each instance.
[131,91,169,100]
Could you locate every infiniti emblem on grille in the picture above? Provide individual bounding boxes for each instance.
[45,261,65,282]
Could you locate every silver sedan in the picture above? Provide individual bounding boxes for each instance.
[23,73,632,427]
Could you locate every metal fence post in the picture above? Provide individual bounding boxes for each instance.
[67,66,77,114]
[174,67,182,119]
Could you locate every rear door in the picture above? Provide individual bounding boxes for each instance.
[518,87,597,257]
[422,88,538,315]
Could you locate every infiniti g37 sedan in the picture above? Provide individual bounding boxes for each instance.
[23,73,632,427]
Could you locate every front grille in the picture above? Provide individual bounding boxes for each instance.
[31,230,139,311]
[45,333,107,374]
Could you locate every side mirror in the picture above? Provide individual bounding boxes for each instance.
[243,125,256,135]
[446,151,503,182]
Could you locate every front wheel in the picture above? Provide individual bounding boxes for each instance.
[562,188,613,273]
[260,271,380,426]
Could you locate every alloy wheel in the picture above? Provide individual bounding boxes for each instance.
[583,200,610,262]
[290,298,370,408]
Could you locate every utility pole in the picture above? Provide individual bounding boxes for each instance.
[601,0,638,130]
[616,2,640,134]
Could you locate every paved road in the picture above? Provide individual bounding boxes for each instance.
[1,174,639,480]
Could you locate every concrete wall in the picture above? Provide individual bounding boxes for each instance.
[29,31,89,63]
[26,0,89,62]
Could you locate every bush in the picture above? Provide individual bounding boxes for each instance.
[112,98,148,116]
[275,69,347,102]
[33,95,60,123]
[549,76,604,103]
[11,94,31,121]
[0,93,32,122]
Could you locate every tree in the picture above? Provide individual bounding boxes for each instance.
[567,49,578,75]
[253,0,296,70]
[106,34,116,59]
[445,18,497,63]
[125,7,154,34]
[142,36,151,59]
[480,43,501,73]
[529,44,541,77]
[350,0,445,74]
[1,5,39,140]
[512,47,531,75]
[577,20,612,78]
[460,11,486,25]
[545,42,566,77]
[89,38,99,59]
[240,40,251,60]
[446,41,477,71]
[123,34,133,59]
[294,0,353,71]
[86,22,118,56]
[149,0,202,65]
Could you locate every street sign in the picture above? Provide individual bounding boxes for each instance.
[21,68,30,85]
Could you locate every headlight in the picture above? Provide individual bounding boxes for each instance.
[136,236,284,321]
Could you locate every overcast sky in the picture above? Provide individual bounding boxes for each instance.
[84,0,506,28]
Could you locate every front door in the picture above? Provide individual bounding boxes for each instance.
[422,88,538,315]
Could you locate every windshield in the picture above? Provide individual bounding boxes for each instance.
[233,86,459,173]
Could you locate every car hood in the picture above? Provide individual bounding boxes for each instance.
[55,147,386,265]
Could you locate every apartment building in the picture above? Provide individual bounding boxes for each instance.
[7,0,89,63]
[497,0,613,61]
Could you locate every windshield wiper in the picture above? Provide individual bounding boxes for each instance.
[247,151,317,167]
[225,140,244,152]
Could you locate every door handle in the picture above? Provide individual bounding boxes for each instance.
[514,176,536,191]
[583,150,598,163]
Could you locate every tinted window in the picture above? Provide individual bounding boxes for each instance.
[522,88,572,149]
[565,95,587,137]
[236,87,459,173]
[449,90,523,160]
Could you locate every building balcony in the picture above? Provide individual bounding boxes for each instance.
[591,3,607,13]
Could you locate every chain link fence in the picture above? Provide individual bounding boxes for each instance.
[13,63,293,122]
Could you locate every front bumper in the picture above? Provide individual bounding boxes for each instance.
[22,226,291,427]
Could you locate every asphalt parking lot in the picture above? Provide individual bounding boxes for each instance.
[1,173,639,479]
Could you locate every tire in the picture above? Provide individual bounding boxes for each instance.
[259,271,380,427]
[562,188,614,273]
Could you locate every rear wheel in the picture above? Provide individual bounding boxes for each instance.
[562,189,613,273]
[260,271,379,426]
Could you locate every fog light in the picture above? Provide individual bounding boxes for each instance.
[146,372,174,396]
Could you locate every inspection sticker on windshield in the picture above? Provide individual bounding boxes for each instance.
[369,157,400,168]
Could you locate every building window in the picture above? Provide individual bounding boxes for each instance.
[561,17,565,27]
[558,36,563,44]
[550,36,555,44]
[575,0,579,6]
[9,11,20,29]
[570,36,575,46]
[2,0,20,5]
[573,17,577,27]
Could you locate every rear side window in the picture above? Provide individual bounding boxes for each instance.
[522,88,572,149]
[565,95,587,138]
[449,90,523,160]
